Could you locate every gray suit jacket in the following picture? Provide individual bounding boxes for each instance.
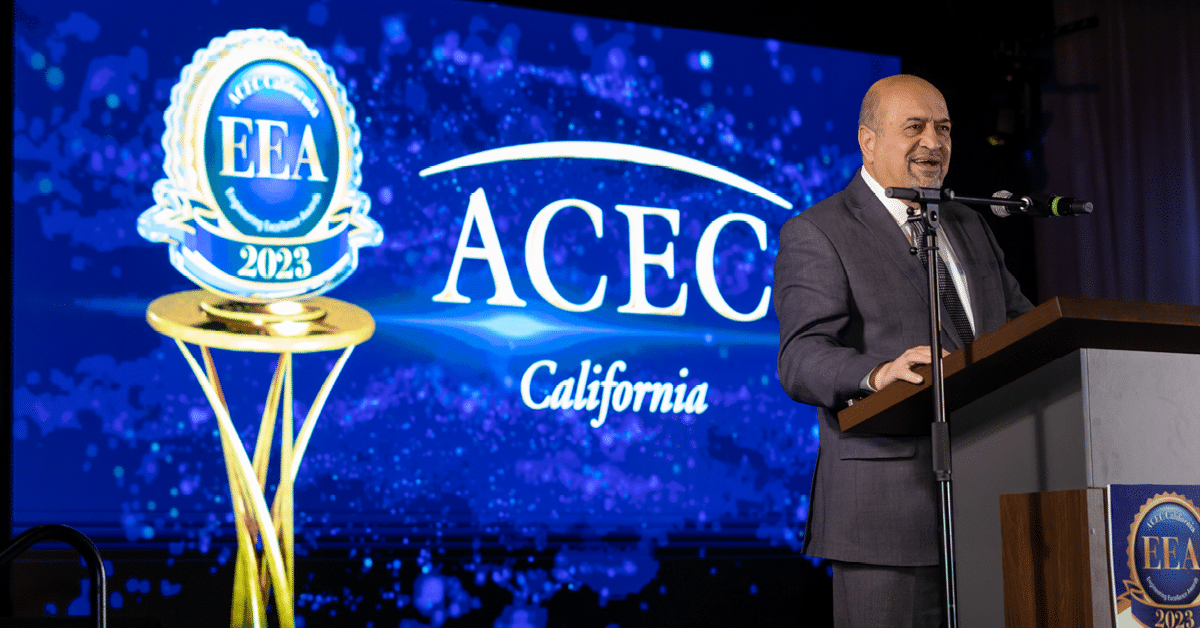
[774,170,1033,566]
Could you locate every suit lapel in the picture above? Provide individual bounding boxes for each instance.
[844,174,930,307]
[845,173,966,350]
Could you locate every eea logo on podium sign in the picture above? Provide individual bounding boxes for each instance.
[139,29,381,301]
[1109,485,1200,628]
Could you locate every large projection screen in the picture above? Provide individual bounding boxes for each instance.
[12,0,899,622]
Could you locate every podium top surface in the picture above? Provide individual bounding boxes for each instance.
[837,297,1200,435]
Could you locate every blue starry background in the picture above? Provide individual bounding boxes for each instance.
[11,0,898,624]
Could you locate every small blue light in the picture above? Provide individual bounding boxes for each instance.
[572,23,589,43]
[385,19,404,41]
[46,67,64,88]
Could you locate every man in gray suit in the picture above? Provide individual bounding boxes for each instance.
[774,75,1033,627]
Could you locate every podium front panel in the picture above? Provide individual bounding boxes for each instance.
[949,349,1200,628]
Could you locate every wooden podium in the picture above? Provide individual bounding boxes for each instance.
[837,297,1200,628]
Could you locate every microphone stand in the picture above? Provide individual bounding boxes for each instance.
[881,186,1027,628]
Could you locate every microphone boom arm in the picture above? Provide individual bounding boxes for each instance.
[885,186,1026,209]
[944,190,1027,209]
[886,187,1094,217]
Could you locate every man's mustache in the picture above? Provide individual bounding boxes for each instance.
[908,148,946,163]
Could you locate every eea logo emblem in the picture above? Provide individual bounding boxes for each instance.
[139,29,381,301]
[1122,492,1200,627]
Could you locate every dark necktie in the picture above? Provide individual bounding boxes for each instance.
[911,220,975,344]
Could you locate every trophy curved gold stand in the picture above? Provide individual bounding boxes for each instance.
[147,290,373,628]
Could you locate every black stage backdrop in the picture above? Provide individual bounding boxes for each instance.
[1038,0,1200,306]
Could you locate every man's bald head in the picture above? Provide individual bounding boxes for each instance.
[858,75,943,134]
[858,75,952,190]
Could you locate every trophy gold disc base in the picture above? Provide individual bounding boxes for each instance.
[147,290,373,353]
[147,291,373,628]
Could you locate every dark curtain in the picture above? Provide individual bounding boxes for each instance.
[1037,0,1200,306]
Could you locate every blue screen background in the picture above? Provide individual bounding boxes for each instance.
[12,0,898,622]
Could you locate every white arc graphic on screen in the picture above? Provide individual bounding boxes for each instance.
[419,140,793,210]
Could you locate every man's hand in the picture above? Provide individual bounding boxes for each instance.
[870,346,951,390]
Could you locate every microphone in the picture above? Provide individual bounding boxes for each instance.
[991,190,1094,218]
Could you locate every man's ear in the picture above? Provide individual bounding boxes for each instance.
[858,125,876,166]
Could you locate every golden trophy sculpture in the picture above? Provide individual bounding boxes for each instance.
[138,30,382,627]
[146,293,372,626]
